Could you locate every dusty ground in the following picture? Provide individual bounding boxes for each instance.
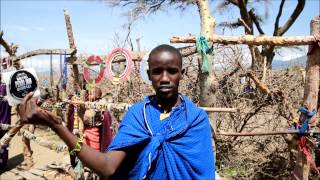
[0,115,70,180]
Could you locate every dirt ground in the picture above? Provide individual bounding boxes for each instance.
[0,115,70,180]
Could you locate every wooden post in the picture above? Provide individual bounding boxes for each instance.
[50,53,53,89]
[195,0,218,142]
[64,9,79,92]
[293,16,320,180]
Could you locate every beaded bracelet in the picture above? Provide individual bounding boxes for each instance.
[70,137,83,156]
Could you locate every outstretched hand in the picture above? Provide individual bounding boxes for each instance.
[18,92,62,128]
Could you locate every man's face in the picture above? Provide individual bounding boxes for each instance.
[148,51,184,100]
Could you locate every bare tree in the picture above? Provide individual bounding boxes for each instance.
[217,0,306,70]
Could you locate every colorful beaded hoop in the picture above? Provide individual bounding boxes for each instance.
[105,48,133,84]
[83,55,105,84]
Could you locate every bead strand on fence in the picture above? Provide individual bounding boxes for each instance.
[0,123,15,131]
[19,129,68,153]
[40,100,236,112]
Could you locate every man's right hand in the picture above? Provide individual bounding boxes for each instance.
[18,92,62,128]
[18,93,126,178]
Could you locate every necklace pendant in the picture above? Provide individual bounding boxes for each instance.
[160,113,170,121]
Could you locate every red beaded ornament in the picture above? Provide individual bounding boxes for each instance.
[83,55,105,84]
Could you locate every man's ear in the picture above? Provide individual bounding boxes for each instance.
[147,70,151,80]
[180,68,185,79]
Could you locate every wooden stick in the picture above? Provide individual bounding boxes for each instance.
[201,107,237,112]
[10,48,76,62]
[218,130,320,136]
[170,34,317,46]
[247,72,271,94]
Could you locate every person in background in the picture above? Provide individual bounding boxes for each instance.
[0,68,11,169]
[83,87,113,153]
[66,89,84,168]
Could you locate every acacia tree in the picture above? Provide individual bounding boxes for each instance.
[217,0,305,70]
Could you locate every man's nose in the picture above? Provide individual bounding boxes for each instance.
[160,71,170,83]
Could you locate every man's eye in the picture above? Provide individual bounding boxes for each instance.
[168,68,178,74]
[151,69,162,75]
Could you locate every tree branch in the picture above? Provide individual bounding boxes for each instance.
[218,20,242,29]
[237,0,253,34]
[249,9,265,35]
[273,0,285,36]
[239,18,252,34]
[226,0,239,6]
[219,64,241,88]
[233,102,266,142]
[247,72,271,94]
[0,31,18,56]
[178,45,197,57]
[148,0,166,11]
[277,0,305,36]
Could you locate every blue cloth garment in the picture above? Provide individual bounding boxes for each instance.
[107,95,215,179]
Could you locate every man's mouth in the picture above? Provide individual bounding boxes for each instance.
[158,86,173,92]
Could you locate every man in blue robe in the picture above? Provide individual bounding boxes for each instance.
[18,44,215,179]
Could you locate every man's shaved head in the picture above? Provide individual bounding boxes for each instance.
[148,44,182,68]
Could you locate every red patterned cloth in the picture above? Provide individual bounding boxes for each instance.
[84,127,100,151]
[83,111,113,152]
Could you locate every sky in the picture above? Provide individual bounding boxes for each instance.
[0,0,319,71]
